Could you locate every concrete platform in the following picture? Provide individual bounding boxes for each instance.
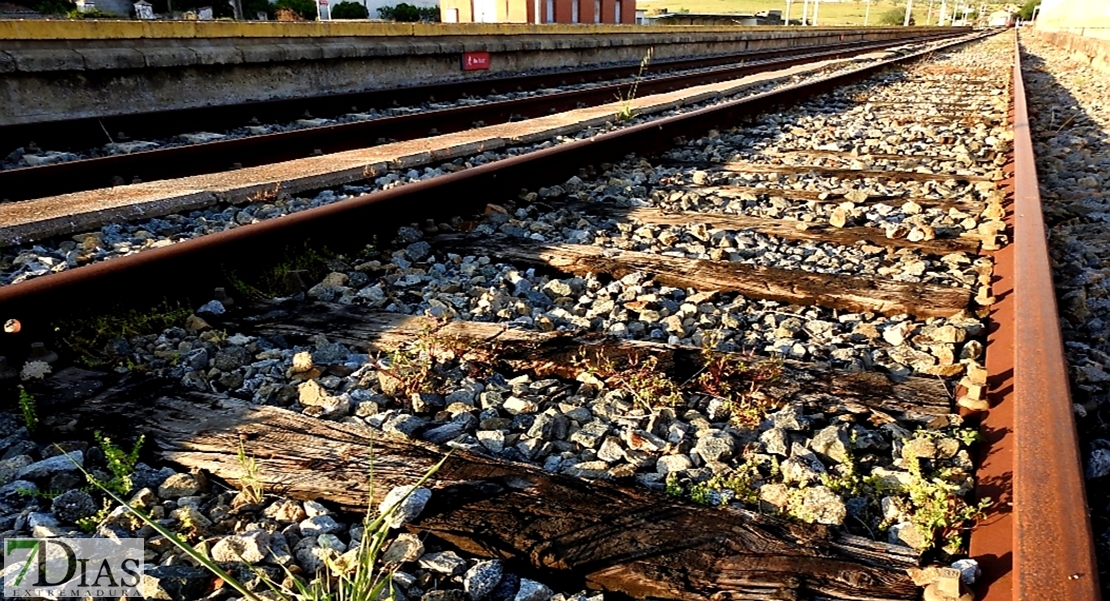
[0,21,962,126]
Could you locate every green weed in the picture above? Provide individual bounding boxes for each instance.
[226,246,339,301]
[56,300,191,366]
[615,48,654,123]
[18,386,37,432]
[76,499,114,534]
[237,440,265,505]
[93,431,144,496]
[68,445,448,601]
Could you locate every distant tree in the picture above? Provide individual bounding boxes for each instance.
[878,6,913,25]
[242,0,275,19]
[377,2,436,21]
[331,0,368,17]
[275,0,315,19]
[1017,0,1039,20]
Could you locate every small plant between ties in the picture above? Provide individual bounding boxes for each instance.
[68,445,448,601]
[616,48,655,123]
[237,439,266,505]
[17,386,38,432]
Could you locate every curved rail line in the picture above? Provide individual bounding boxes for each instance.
[0,32,964,202]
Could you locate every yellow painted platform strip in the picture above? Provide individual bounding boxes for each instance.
[0,19,952,41]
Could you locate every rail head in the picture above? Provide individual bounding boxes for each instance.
[1011,33,1101,601]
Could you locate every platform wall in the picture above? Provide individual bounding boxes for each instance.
[0,22,965,126]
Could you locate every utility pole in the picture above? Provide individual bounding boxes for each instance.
[812,0,819,25]
[864,0,871,26]
[903,0,913,25]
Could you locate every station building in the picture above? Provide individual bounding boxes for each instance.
[438,0,635,24]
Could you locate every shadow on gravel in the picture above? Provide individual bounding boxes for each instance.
[1021,41,1110,597]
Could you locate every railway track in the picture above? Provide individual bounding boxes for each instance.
[0,29,1098,601]
[0,32,965,202]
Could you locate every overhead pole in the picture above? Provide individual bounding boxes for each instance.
[939,0,947,25]
[785,0,792,25]
[926,0,933,25]
[812,0,819,25]
[801,0,809,25]
[903,0,913,25]
[864,0,871,25]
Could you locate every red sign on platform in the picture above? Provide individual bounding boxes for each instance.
[462,52,491,71]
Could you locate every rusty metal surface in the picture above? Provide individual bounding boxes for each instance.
[0,33,963,203]
[969,169,1015,601]
[1011,35,1101,601]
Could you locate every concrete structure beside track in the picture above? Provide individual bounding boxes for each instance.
[1034,0,1110,73]
[0,21,963,126]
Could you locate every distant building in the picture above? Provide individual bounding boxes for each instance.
[439,0,635,23]
[988,10,1015,26]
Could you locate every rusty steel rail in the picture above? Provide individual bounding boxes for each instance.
[1007,35,1101,601]
[0,32,965,203]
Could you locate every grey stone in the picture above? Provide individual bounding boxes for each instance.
[263,499,307,523]
[294,537,337,574]
[158,473,200,499]
[303,499,331,517]
[28,511,59,530]
[760,428,789,456]
[141,565,212,601]
[419,550,468,575]
[770,405,813,431]
[50,489,98,524]
[197,300,226,316]
[694,430,735,463]
[0,454,32,486]
[514,578,553,601]
[1088,448,1110,479]
[379,485,432,528]
[312,341,350,365]
[570,420,609,449]
[477,430,506,453]
[211,530,271,564]
[781,445,826,485]
[424,417,472,444]
[412,392,446,413]
[798,486,847,525]
[810,425,851,464]
[213,346,251,371]
[384,414,429,438]
[889,522,930,550]
[16,451,83,481]
[382,532,424,564]
[596,437,625,463]
[300,515,344,537]
[464,559,503,600]
[655,454,693,475]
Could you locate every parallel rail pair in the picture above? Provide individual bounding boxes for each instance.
[0,31,1097,601]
